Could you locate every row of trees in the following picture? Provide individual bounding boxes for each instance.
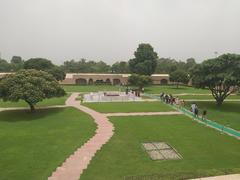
[0,55,197,75]
[0,57,66,81]
[1,43,240,106]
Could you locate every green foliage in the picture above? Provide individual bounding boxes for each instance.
[11,56,24,71]
[155,57,196,74]
[46,66,66,81]
[0,69,65,111]
[0,59,11,72]
[24,58,54,70]
[128,74,152,89]
[111,61,129,73]
[192,54,240,105]
[62,59,110,73]
[129,44,158,75]
[24,58,65,81]
[170,70,189,88]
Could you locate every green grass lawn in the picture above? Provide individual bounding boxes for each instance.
[0,107,96,180]
[144,85,211,94]
[81,115,240,180]
[83,101,173,113]
[178,95,240,100]
[62,85,121,92]
[185,101,240,131]
[0,95,69,108]
[62,85,212,95]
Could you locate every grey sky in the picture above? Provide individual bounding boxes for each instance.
[0,0,240,64]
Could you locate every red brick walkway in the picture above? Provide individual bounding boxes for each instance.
[48,93,114,180]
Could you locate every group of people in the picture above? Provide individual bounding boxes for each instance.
[159,92,185,107]
[160,92,207,120]
[125,87,141,97]
[191,102,207,120]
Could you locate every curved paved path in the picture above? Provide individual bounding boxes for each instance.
[48,93,114,180]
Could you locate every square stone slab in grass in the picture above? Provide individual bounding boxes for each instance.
[153,142,170,150]
[142,142,182,160]
[147,150,164,160]
[142,143,157,150]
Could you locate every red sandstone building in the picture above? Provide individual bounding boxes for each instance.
[60,73,169,85]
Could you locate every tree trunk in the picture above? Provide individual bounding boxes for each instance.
[26,102,35,112]
[216,97,224,106]
[176,82,179,88]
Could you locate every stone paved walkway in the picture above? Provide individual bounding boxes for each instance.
[104,111,182,117]
[48,93,114,180]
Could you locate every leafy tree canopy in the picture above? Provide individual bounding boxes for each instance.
[0,59,11,72]
[111,61,129,73]
[24,58,54,70]
[11,56,23,64]
[0,69,66,112]
[11,56,24,71]
[62,59,110,73]
[170,70,189,88]
[192,54,240,105]
[128,74,152,89]
[129,44,158,75]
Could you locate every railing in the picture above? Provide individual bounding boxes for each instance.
[144,93,240,139]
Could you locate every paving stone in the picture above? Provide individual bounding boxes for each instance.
[147,150,164,160]
[153,142,170,150]
[142,143,157,150]
[160,149,181,159]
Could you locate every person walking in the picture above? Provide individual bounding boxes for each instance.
[194,105,199,118]
[191,102,196,113]
[202,109,207,120]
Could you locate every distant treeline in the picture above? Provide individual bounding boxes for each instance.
[0,56,197,75]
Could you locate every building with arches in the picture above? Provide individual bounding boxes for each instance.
[60,73,169,85]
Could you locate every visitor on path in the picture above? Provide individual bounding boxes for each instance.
[160,92,164,100]
[175,96,179,106]
[191,102,196,113]
[202,109,207,120]
[194,105,199,118]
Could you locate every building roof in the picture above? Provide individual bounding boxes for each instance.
[66,73,169,78]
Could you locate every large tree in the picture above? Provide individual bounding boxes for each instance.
[129,44,158,75]
[170,70,189,88]
[128,74,152,90]
[192,54,240,105]
[111,61,129,73]
[62,59,110,73]
[0,59,11,72]
[11,56,24,71]
[24,58,54,70]
[24,58,65,81]
[0,69,66,112]
[46,66,66,81]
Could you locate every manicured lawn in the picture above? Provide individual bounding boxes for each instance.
[83,101,173,113]
[178,95,240,100]
[0,95,69,108]
[0,107,96,180]
[62,85,121,92]
[81,115,240,180]
[185,101,240,131]
[144,85,211,94]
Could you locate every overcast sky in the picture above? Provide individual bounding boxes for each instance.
[0,0,240,64]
